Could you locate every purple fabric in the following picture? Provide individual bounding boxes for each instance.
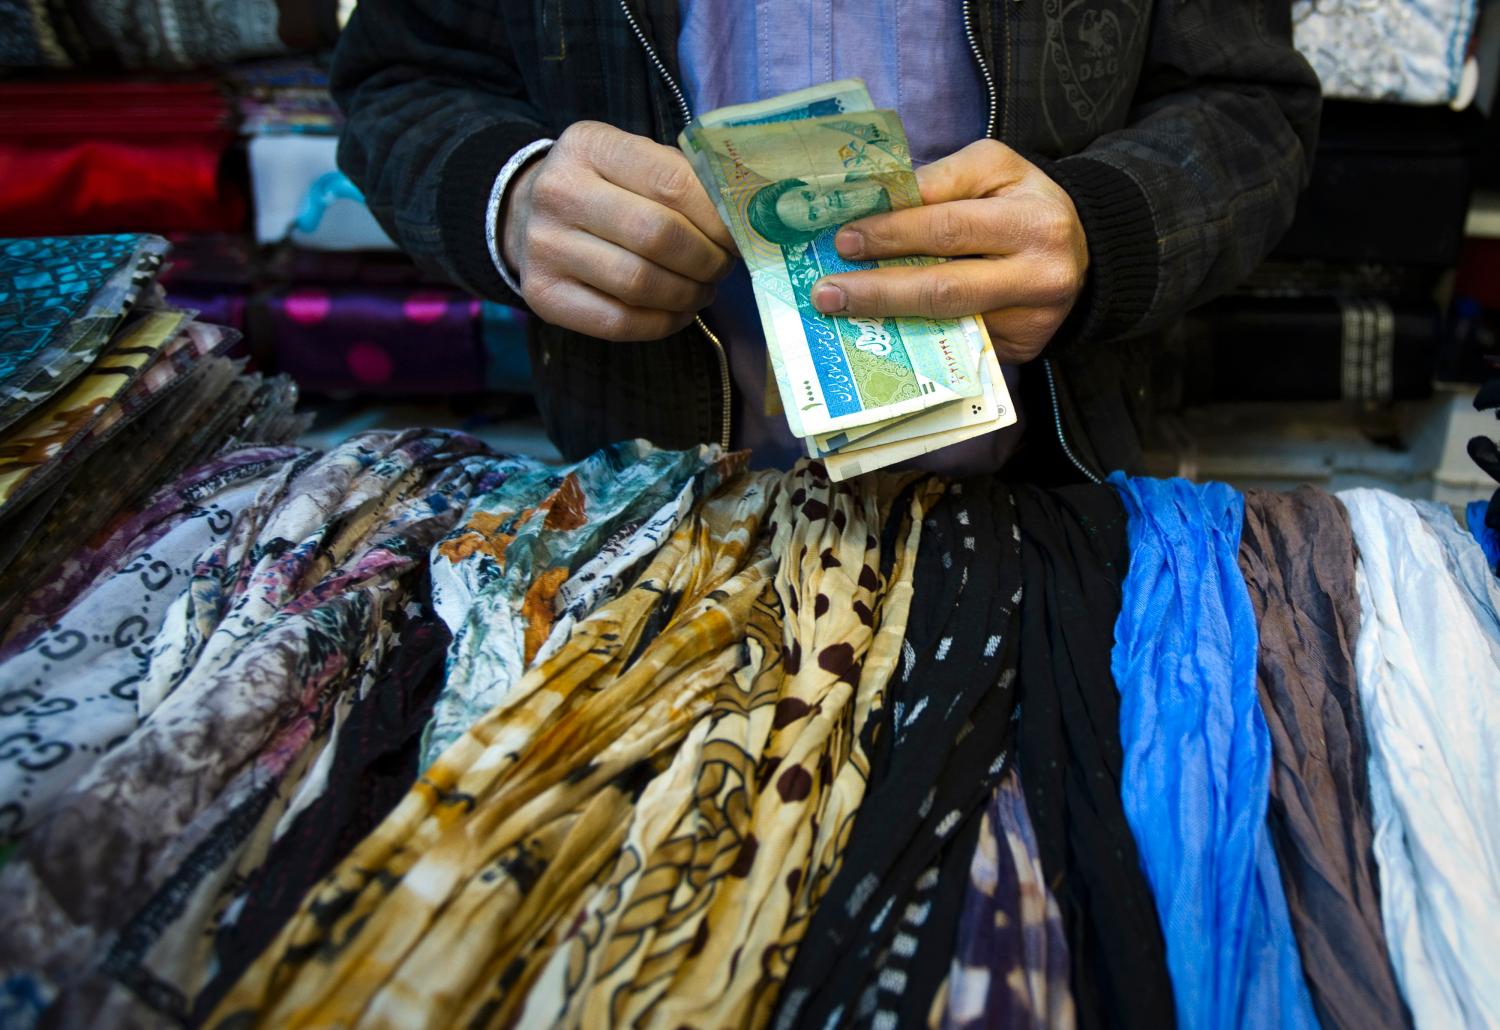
[678,0,985,167]
[166,289,248,336]
[944,768,1075,1030]
[264,287,486,395]
[680,2,1024,473]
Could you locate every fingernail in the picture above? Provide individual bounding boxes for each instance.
[835,230,862,257]
[812,283,846,314]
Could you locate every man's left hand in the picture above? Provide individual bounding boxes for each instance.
[809,139,1088,364]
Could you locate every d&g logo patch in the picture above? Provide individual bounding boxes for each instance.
[1041,0,1145,144]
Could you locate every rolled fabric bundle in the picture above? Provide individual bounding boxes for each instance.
[0,82,243,236]
[260,286,487,396]
[0,0,341,69]
[1013,483,1175,1030]
[1340,488,1500,1029]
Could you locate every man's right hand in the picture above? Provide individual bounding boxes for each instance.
[501,121,737,342]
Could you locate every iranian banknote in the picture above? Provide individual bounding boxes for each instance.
[680,80,1017,479]
[683,103,989,437]
[811,337,1007,458]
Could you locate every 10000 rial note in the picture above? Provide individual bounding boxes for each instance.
[683,79,875,199]
[685,110,989,438]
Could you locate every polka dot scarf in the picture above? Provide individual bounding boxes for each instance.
[775,477,1025,1030]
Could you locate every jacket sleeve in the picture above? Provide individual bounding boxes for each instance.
[330,0,549,303]
[1043,0,1322,345]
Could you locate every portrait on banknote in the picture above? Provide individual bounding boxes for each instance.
[744,175,893,247]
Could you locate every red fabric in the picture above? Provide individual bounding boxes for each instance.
[0,80,245,236]
[1457,238,1500,310]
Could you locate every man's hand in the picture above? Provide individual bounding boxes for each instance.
[808,139,1088,363]
[501,121,737,342]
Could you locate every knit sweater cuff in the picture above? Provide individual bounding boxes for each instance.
[436,122,551,307]
[1043,155,1159,346]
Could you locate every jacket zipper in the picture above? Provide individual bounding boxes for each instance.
[617,0,733,451]
[623,0,1096,479]
[962,0,999,140]
[963,0,1103,484]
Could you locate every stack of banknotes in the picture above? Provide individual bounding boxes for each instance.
[679,80,1015,480]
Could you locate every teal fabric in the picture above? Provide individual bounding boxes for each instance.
[0,234,168,433]
[421,441,737,767]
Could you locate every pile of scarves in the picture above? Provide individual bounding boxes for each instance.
[2,431,1498,1030]
[158,237,535,398]
[0,233,305,641]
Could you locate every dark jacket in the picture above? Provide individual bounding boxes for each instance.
[331,0,1320,476]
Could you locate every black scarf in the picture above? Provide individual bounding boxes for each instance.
[1012,483,1176,1030]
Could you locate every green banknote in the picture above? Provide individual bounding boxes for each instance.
[683,80,874,229]
[682,105,987,437]
[811,338,1009,458]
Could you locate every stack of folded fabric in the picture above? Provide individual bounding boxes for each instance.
[0,81,245,238]
[228,58,345,137]
[0,0,341,69]
[221,58,538,396]
[247,248,533,398]
[0,233,306,635]
[233,57,393,253]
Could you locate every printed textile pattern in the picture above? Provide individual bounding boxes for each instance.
[941,766,1075,1030]
[0,234,148,383]
[80,0,289,68]
[531,448,732,668]
[776,477,1025,1030]
[510,471,933,1030]
[0,309,183,515]
[1339,488,1500,1029]
[265,287,487,396]
[0,235,168,434]
[0,429,493,1028]
[1237,488,1408,1030]
[424,440,742,767]
[0,450,287,845]
[1011,483,1174,1030]
[82,317,235,445]
[0,375,275,646]
[1109,474,1318,1030]
[1292,0,1478,103]
[193,599,453,1023]
[211,464,934,1030]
